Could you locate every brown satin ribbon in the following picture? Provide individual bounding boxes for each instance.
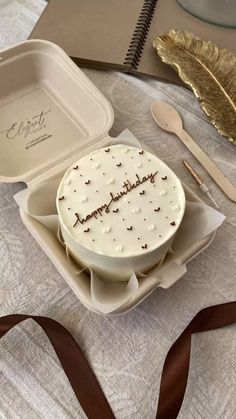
[156,302,236,419]
[0,314,115,419]
[0,303,236,419]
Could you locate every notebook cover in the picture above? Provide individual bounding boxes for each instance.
[30,0,236,84]
[30,0,143,70]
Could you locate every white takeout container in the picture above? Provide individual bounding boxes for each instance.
[0,40,113,185]
[0,40,215,313]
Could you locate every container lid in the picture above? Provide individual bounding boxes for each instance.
[0,40,114,184]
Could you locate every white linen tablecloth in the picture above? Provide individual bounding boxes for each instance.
[0,1,236,418]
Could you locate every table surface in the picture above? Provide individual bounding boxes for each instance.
[0,1,236,418]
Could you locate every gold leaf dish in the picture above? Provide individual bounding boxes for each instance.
[153,30,236,145]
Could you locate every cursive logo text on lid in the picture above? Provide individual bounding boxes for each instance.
[0,109,51,140]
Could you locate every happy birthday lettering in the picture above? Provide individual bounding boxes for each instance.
[73,171,157,227]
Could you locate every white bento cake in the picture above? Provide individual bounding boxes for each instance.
[57,144,185,281]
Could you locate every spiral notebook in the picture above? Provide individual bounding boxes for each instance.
[30,0,236,85]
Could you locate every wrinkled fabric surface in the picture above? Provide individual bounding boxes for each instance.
[0,1,236,418]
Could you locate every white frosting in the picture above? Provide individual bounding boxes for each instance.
[57,145,185,261]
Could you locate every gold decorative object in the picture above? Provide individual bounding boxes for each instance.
[153,30,236,145]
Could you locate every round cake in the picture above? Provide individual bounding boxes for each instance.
[57,144,185,281]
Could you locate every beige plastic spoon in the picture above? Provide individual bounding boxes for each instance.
[151,101,236,202]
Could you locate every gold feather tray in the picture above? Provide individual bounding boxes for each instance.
[153,30,236,145]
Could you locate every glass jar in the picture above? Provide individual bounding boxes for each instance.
[177,0,236,28]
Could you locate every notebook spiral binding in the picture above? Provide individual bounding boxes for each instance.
[124,0,158,70]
